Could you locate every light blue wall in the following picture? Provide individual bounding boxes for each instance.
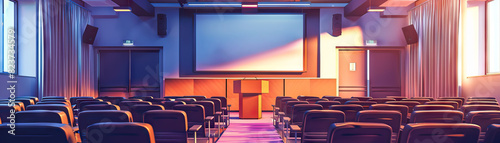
[92,8,180,78]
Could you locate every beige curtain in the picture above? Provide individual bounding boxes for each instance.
[40,0,95,98]
[405,0,461,98]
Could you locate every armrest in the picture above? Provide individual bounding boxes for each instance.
[215,112,222,116]
[290,125,301,133]
[283,117,291,123]
[189,125,202,132]
[72,126,79,132]
[278,112,285,116]
[221,107,227,110]
[205,116,214,121]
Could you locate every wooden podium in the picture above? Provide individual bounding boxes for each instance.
[234,80,269,119]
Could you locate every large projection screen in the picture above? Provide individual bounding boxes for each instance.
[195,14,304,72]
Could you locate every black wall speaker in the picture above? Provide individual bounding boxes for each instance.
[402,25,418,44]
[332,14,342,36]
[82,25,98,44]
[157,14,167,36]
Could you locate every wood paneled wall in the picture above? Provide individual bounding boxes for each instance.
[165,78,336,111]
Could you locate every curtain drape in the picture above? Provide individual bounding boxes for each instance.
[40,0,95,98]
[405,0,461,98]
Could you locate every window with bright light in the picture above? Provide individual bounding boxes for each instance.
[487,0,500,74]
[1,0,16,74]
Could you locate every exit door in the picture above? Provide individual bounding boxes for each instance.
[338,48,403,98]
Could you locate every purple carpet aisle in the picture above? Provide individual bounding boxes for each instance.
[217,112,283,143]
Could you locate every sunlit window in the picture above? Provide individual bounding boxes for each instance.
[1,0,16,74]
[487,0,500,74]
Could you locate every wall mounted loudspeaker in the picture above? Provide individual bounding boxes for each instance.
[332,14,342,36]
[402,25,418,44]
[82,25,98,44]
[157,14,167,36]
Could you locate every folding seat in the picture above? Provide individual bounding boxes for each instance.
[76,98,103,109]
[413,105,455,111]
[329,104,363,122]
[290,104,323,126]
[280,98,299,115]
[150,98,167,104]
[119,101,152,111]
[322,96,341,101]
[0,101,25,111]
[81,104,120,111]
[26,104,74,127]
[184,95,207,101]
[212,96,231,127]
[439,97,466,103]
[345,101,377,110]
[43,96,66,99]
[465,111,500,141]
[79,101,111,111]
[402,98,430,105]
[144,110,204,143]
[0,104,22,124]
[203,98,225,128]
[424,101,459,109]
[272,96,293,127]
[333,98,359,104]
[16,110,68,125]
[130,104,164,122]
[42,98,70,103]
[86,122,154,143]
[161,101,186,109]
[16,96,39,103]
[0,123,77,143]
[461,105,500,115]
[386,101,420,113]
[469,97,496,99]
[297,96,319,101]
[356,110,401,143]
[1,98,34,107]
[121,98,143,102]
[288,110,345,143]
[411,97,434,101]
[192,101,221,137]
[165,96,183,100]
[175,98,197,104]
[130,96,154,101]
[285,101,309,117]
[410,110,464,123]
[369,98,396,104]
[468,98,498,102]
[306,98,327,104]
[97,96,125,105]
[327,122,392,143]
[351,97,372,101]
[370,104,409,124]
[78,110,133,142]
[465,101,499,105]
[316,101,341,110]
[37,101,72,107]
[173,104,209,139]
[69,96,94,106]
[399,123,480,143]
[387,96,407,101]
[437,98,464,107]
[483,124,500,143]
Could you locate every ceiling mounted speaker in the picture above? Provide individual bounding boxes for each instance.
[402,25,418,44]
[332,14,342,36]
[82,25,98,45]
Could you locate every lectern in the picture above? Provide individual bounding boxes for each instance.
[234,80,269,119]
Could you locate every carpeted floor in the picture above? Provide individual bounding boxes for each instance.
[217,112,283,143]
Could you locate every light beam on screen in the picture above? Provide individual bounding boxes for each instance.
[195,14,304,72]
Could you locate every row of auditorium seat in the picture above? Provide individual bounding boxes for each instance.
[0,95,231,143]
[273,95,500,143]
